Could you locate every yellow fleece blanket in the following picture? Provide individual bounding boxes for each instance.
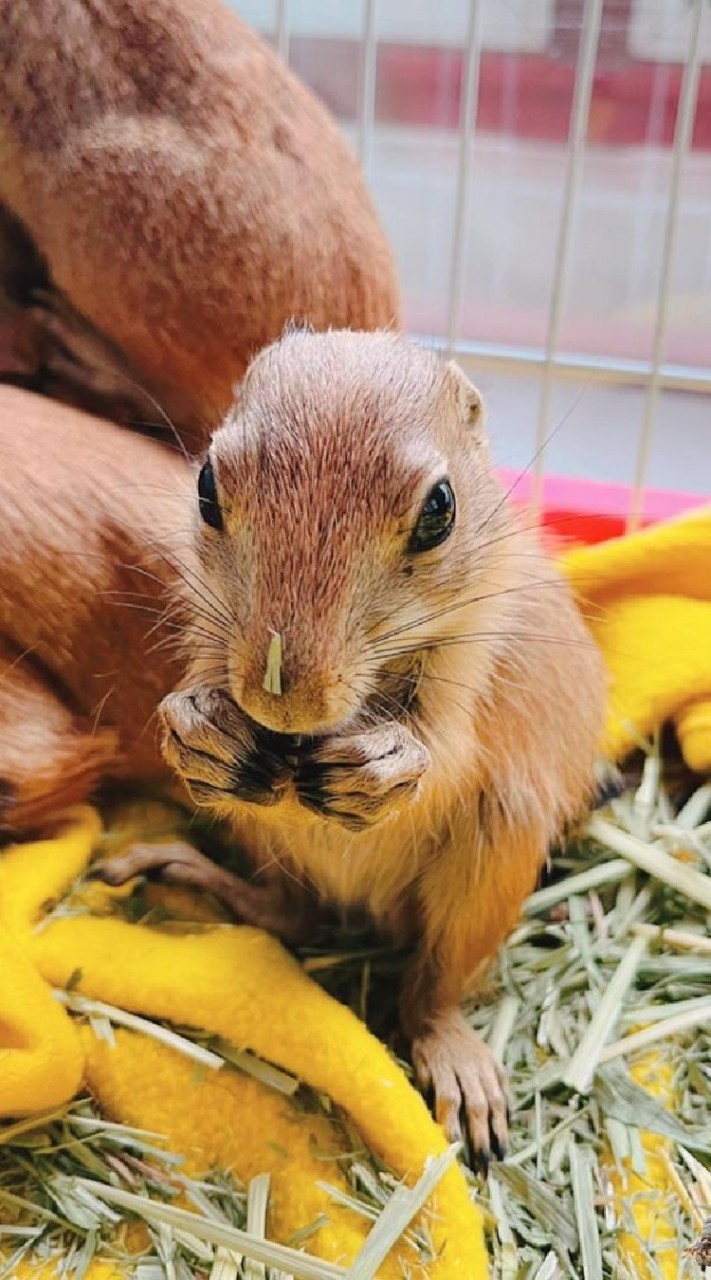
[1,503,709,1277]
[0,810,485,1277]
[563,504,711,772]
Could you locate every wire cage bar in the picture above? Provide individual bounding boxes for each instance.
[446,0,484,358]
[247,0,711,528]
[358,0,378,173]
[531,0,605,515]
[274,0,289,62]
[628,0,707,528]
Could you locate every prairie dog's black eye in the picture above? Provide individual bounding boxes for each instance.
[410,480,456,553]
[197,459,222,530]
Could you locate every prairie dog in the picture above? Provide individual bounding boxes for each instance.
[0,0,399,449]
[157,331,606,1158]
[0,333,606,1161]
[0,386,188,815]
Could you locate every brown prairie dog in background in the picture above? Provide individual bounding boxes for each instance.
[0,332,606,1161]
[0,0,400,450]
[0,385,189,826]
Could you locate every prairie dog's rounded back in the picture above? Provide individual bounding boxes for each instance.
[0,0,400,445]
[0,385,191,775]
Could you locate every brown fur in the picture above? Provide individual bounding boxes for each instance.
[0,333,607,1159]
[177,330,605,939]
[0,384,189,829]
[164,330,608,1156]
[0,640,119,833]
[0,0,400,450]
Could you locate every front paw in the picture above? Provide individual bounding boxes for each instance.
[295,722,429,831]
[159,686,291,809]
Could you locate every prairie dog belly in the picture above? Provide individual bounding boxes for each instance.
[235,798,435,929]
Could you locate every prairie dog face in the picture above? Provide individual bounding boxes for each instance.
[189,330,513,736]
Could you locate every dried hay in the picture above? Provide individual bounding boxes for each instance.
[2,749,711,1276]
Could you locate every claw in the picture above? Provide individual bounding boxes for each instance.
[412,1010,509,1171]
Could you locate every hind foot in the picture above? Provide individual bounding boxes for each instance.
[93,840,316,945]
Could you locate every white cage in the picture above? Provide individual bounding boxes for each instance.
[229,0,711,530]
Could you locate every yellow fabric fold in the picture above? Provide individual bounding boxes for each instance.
[0,808,99,1115]
[561,505,711,770]
[0,808,487,1278]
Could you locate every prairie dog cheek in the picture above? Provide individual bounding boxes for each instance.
[369,599,433,651]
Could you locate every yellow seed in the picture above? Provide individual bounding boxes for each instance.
[263,631,283,697]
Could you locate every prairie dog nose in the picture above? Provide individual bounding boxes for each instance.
[236,627,342,734]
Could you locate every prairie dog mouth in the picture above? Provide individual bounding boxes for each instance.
[233,649,423,742]
[229,656,423,796]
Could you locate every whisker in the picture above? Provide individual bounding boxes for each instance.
[356,666,473,713]
[371,572,603,650]
[134,533,232,621]
[374,630,600,660]
[471,383,591,541]
[117,372,194,464]
[159,558,232,627]
[145,629,228,657]
[169,581,233,635]
[102,594,227,647]
[143,622,228,653]
[102,597,175,621]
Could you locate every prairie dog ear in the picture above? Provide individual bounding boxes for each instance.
[446,360,485,434]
